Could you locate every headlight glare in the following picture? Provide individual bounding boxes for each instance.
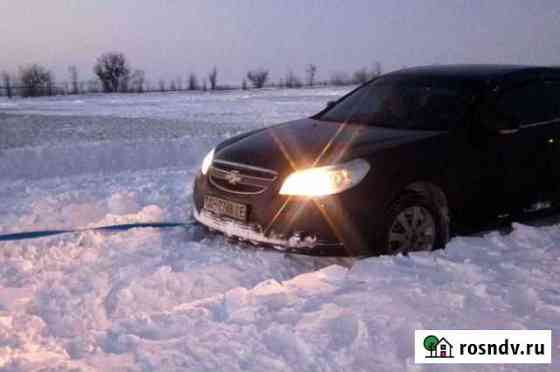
[279,159,370,196]
[201,148,215,175]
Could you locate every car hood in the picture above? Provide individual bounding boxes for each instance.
[215,118,443,173]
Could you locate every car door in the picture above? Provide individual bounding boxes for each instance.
[456,79,543,219]
[488,79,559,212]
[534,79,560,203]
[445,95,508,221]
[445,76,560,221]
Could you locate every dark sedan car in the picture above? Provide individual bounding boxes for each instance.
[193,65,560,256]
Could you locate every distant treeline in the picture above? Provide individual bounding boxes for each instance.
[0,51,382,98]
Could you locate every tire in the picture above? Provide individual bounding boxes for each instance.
[382,192,449,255]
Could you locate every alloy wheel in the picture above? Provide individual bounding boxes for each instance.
[388,205,436,253]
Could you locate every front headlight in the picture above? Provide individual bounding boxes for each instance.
[201,148,215,175]
[279,159,370,196]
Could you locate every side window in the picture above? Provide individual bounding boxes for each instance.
[495,81,558,126]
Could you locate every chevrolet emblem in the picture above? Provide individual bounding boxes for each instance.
[224,170,243,185]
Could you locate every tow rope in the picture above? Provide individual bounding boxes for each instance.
[0,222,187,242]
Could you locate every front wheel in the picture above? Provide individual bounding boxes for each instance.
[383,192,448,255]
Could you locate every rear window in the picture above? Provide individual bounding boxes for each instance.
[319,80,472,131]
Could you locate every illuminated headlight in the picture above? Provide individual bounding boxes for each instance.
[201,148,215,175]
[279,159,370,196]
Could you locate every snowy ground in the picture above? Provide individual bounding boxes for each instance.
[0,89,559,371]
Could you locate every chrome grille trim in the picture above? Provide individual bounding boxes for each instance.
[213,159,278,176]
[212,167,274,186]
[209,160,278,195]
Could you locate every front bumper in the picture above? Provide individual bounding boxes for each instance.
[193,207,344,255]
[192,161,384,256]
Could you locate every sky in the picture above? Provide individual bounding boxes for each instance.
[1,0,560,86]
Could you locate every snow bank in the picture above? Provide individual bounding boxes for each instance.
[0,226,340,371]
[0,167,194,234]
[1,224,558,371]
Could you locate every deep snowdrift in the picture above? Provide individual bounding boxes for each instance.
[1,224,558,371]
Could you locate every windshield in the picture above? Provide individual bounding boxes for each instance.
[319,80,472,130]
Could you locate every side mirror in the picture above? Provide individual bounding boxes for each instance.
[326,100,336,109]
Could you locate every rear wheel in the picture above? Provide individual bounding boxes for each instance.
[383,192,448,255]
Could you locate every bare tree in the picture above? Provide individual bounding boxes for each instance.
[208,67,218,90]
[68,65,79,94]
[285,70,302,88]
[176,76,183,91]
[1,72,13,98]
[158,79,166,92]
[352,62,383,84]
[93,52,131,93]
[170,79,177,91]
[19,64,54,97]
[188,73,199,90]
[246,69,269,88]
[352,67,370,84]
[306,64,317,87]
[372,61,382,76]
[46,74,55,96]
[130,69,145,93]
[121,74,131,93]
[241,79,248,90]
[87,79,100,93]
[329,71,351,86]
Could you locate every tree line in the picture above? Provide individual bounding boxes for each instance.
[0,51,382,98]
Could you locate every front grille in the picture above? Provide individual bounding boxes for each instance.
[209,160,278,195]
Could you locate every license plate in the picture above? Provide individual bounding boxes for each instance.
[203,195,248,221]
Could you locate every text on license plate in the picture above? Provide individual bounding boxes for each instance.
[203,195,248,221]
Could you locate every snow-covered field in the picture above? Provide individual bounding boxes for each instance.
[1,89,559,371]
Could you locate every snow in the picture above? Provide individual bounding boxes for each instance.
[1,88,559,370]
[0,87,346,124]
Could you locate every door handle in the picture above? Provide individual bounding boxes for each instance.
[498,128,519,135]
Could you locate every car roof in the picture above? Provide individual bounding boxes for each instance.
[383,64,560,86]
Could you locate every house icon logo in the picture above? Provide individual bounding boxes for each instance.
[423,335,454,358]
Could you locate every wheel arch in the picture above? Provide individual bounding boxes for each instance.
[401,180,451,246]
